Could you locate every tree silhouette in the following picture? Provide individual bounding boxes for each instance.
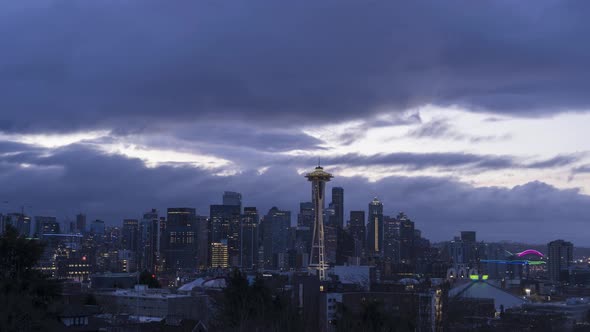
[0,225,61,331]
[138,270,160,288]
[216,269,302,332]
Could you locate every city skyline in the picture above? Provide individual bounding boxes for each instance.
[1,1,590,245]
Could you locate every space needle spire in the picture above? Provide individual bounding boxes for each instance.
[305,164,333,281]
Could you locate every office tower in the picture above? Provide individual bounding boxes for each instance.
[398,213,415,265]
[324,224,338,264]
[240,207,259,269]
[325,205,336,227]
[195,215,209,269]
[306,165,333,281]
[336,227,355,265]
[34,216,60,238]
[210,204,241,267]
[122,219,139,252]
[222,191,242,209]
[76,213,86,233]
[548,239,573,282]
[297,202,314,228]
[296,202,314,258]
[348,211,366,259]
[211,240,229,268]
[90,220,105,235]
[460,231,477,267]
[165,208,198,271]
[331,187,344,229]
[140,209,160,273]
[262,207,291,269]
[461,231,476,243]
[366,197,384,256]
[382,215,400,264]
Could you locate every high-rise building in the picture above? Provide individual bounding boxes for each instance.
[460,231,478,267]
[460,231,476,243]
[348,211,366,259]
[122,219,139,252]
[336,227,355,265]
[240,207,259,269]
[210,204,241,267]
[366,197,384,256]
[34,216,60,238]
[165,208,198,271]
[331,187,344,229]
[262,207,291,269]
[90,220,105,235]
[222,191,242,209]
[76,213,86,233]
[548,239,573,282]
[398,213,415,266]
[295,202,314,257]
[297,202,314,228]
[211,240,229,268]
[195,215,209,269]
[140,209,161,273]
[306,165,333,281]
[382,215,400,264]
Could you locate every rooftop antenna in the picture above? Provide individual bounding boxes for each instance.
[318,157,321,167]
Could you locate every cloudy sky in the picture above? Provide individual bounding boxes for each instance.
[1,0,589,244]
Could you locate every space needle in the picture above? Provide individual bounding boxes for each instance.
[305,163,333,281]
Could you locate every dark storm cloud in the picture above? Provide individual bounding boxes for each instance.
[527,154,583,169]
[0,144,588,244]
[573,165,590,174]
[407,119,510,142]
[170,125,326,152]
[319,152,580,172]
[1,1,589,134]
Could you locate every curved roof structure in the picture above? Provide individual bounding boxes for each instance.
[516,249,544,257]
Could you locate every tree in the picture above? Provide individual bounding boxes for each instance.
[0,225,61,331]
[216,269,303,332]
[138,270,160,288]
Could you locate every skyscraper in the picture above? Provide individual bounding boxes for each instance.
[195,215,209,269]
[34,216,60,238]
[331,187,344,229]
[398,213,415,266]
[240,207,259,269]
[76,213,86,233]
[222,191,242,209]
[297,202,314,228]
[382,215,400,264]
[306,165,333,281]
[262,207,291,269]
[165,208,198,271]
[210,203,241,267]
[295,202,314,258]
[90,219,105,235]
[122,219,139,252]
[140,209,160,273]
[548,239,573,282]
[348,211,366,259]
[211,240,229,268]
[366,197,384,256]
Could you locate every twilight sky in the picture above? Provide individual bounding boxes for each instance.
[1,1,589,244]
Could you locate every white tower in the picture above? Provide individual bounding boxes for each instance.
[306,165,333,281]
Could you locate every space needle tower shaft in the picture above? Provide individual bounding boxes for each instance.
[305,164,333,281]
